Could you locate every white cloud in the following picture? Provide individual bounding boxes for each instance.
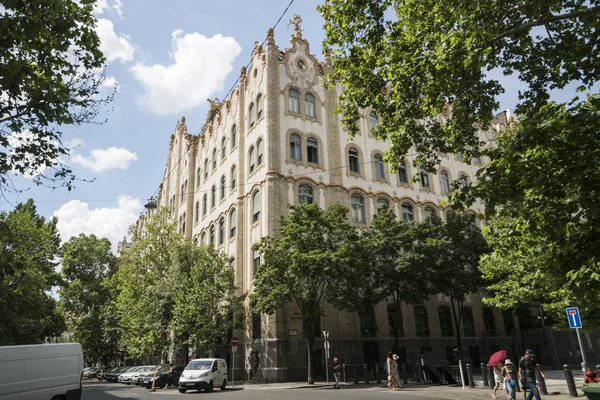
[65,138,85,150]
[130,30,241,115]
[53,195,141,252]
[102,75,118,89]
[71,146,138,172]
[96,18,134,63]
[93,0,123,19]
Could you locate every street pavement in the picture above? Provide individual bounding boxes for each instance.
[82,374,588,400]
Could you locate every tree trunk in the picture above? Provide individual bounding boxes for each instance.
[307,338,314,384]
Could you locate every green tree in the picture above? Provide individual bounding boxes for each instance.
[367,210,437,349]
[116,208,185,359]
[0,199,64,344]
[476,96,600,322]
[319,0,599,170]
[172,244,245,356]
[431,214,489,379]
[59,234,118,365]
[0,0,113,190]
[251,203,355,384]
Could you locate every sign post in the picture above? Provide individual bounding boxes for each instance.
[231,336,239,387]
[323,331,330,384]
[566,307,588,371]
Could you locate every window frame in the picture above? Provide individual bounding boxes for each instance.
[374,154,385,179]
[256,138,263,166]
[229,209,237,238]
[298,184,314,205]
[290,133,302,161]
[401,203,414,223]
[307,137,319,164]
[288,88,300,113]
[349,147,360,173]
[252,191,261,223]
[305,93,316,117]
[351,194,366,224]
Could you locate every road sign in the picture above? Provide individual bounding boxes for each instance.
[231,336,239,346]
[231,346,238,353]
[566,307,583,329]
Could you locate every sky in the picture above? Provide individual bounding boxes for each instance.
[1,0,584,252]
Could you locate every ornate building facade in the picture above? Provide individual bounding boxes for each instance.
[134,21,517,382]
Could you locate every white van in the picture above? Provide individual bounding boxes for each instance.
[0,343,83,400]
[178,358,227,393]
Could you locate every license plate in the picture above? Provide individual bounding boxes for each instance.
[187,383,195,387]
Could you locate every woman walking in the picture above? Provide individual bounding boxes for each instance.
[386,352,400,390]
[502,359,518,400]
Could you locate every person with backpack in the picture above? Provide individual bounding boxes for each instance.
[519,350,541,400]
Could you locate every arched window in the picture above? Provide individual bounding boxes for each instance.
[252,191,261,223]
[420,168,430,188]
[387,304,404,337]
[209,224,215,246]
[374,154,385,179]
[441,171,451,193]
[230,165,236,191]
[180,183,185,203]
[288,88,300,113]
[181,212,186,234]
[248,102,255,128]
[414,305,430,337]
[196,168,201,188]
[483,308,496,333]
[298,184,314,205]
[398,160,409,183]
[349,148,360,173]
[231,125,237,149]
[178,215,182,233]
[211,185,216,208]
[248,146,255,173]
[351,194,366,223]
[305,93,316,117]
[229,208,237,238]
[204,159,208,179]
[461,307,476,337]
[202,194,207,216]
[218,217,225,245]
[212,149,217,171]
[360,305,377,337]
[377,198,389,214]
[256,93,264,119]
[290,133,302,160]
[468,212,478,228]
[307,137,318,163]
[201,231,206,245]
[195,201,199,223]
[424,206,436,224]
[220,175,226,200]
[370,112,378,129]
[460,173,469,187]
[221,137,227,161]
[256,138,263,166]
[401,203,414,223]
[438,306,454,337]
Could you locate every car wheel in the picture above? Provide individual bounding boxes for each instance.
[220,379,227,391]
[178,388,186,393]
[206,380,214,392]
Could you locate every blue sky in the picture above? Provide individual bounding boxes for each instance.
[2,0,582,250]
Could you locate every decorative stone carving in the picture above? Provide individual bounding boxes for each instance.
[288,14,303,38]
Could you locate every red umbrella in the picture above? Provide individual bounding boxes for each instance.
[488,350,507,367]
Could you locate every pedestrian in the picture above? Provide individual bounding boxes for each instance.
[502,359,518,400]
[392,354,403,388]
[386,352,400,390]
[492,361,504,399]
[519,349,541,400]
[332,357,341,389]
[163,361,174,390]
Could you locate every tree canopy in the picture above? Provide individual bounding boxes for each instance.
[0,0,113,191]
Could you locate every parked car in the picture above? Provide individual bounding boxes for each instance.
[120,366,156,385]
[177,359,227,393]
[105,366,134,383]
[83,366,101,379]
[118,366,144,383]
[141,365,183,389]
[137,366,161,386]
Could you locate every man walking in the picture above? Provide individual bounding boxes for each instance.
[332,357,341,389]
[519,349,541,400]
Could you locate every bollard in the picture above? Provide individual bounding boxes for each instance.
[364,364,369,384]
[343,364,347,383]
[596,364,600,375]
[487,365,496,389]
[149,371,157,392]
[480,363,489,387]
[466,364,475,388]
[535,367,548,395]
[375,364,381,384]
[563,364,579,397]
[353,364,358,384]
[401,363,408,385]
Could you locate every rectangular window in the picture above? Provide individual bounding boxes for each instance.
[252,313,261,340]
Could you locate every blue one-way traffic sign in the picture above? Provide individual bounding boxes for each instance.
[566,307,582,329]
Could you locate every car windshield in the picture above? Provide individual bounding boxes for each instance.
[186,360,213,370]
[139,366,153,372]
